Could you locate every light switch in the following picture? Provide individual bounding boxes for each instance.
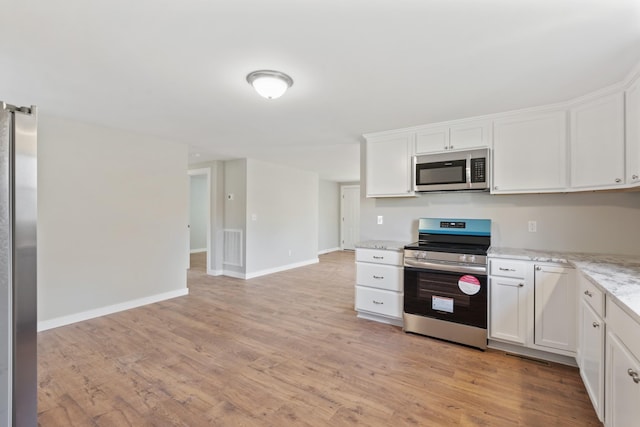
[528,220,537,232]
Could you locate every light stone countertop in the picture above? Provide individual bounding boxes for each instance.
[489,247,640,324]
[355,240,409,252]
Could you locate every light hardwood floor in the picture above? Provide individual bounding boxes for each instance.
[37,251,601,426]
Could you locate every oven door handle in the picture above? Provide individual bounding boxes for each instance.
[404,259,487,275]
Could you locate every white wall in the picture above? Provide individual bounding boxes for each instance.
[223,159,247,275]
[360,188,640,255]
[189,175,207,251]
[38,115,189,326]
[318,179,340,253]
[245,159,319,276]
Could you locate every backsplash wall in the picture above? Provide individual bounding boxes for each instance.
[359,191,640,256]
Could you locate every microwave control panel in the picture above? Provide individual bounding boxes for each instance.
[470,158,486,183]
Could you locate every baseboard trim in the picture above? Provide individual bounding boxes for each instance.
[207,269,223,276]
[245,258,319,280]
[190,248,207,254]
[223,258,320,280]
[318,247,341,255]
[37,288,189,332]
[487,340,577,367]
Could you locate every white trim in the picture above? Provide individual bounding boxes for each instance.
[318,247,341,255]
[246,258,319,279]
[487,339,577,367]
[222,270,246,279]
[340,184,360,250]
[190,248,206,254]
[223,258,320,280]
[37,288,189,332]
[188,167,212,273]
[207,269,223,276]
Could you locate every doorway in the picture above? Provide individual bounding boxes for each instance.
[188,168,211,272]
[341,185,360,250]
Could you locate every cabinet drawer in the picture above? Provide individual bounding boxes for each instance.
[356,263,403,291]
[607,298,640,359]
[580,274,605,317]
[490,259,527,278]
[356,248,403,266]
[355,286,403,319]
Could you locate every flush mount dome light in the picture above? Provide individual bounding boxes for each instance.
[246,70,293,99]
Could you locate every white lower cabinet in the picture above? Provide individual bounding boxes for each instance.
[579,300,605,421]
[488,257,576,358]
[355,248,403,326]
[489,276,527,344]
[605,299,640,427]
[533,265,576,352]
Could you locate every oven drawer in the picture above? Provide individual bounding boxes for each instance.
[356,248,403,266]
[490,259,527,278]
[355,286,403,318]
[356,263,403,291]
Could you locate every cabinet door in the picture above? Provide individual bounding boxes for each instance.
[492,111,567,193]
[579,300,604,421]
[534,265,576,352]
[626,78,640,185]
[415,126,449,154]
[570,93,625,189]
[489,276,527,344]
[365,133,415,197]
[606,333,640,427]
[449,120,491,151]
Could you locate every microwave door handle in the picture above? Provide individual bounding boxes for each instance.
[466,154,472,188]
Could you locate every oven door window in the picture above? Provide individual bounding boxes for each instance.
[416,159,466,186]
[404,268,487,328]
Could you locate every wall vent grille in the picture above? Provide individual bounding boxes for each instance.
[223,229,243,267]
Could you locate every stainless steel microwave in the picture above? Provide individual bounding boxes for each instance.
[414,148,490,192]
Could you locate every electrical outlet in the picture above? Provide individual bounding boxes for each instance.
[377,215,384,225]
[528,220,537,233]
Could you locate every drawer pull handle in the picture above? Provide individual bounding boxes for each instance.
[372,300,384,305]
[373,256,384,260]
[584,290,593,297]
[592,322,600,328]
[373,275,384,280]
[628,369,640,384]
[499,267,516,272]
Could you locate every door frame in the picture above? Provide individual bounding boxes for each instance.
[340,185,360,250]
[188,167,211,272]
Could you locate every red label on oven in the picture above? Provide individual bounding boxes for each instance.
[458,275,481,295]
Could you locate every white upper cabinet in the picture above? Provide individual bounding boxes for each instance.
[492,110,567,193]
[626,77,640,185]
[415,119,490,154]
[365,133,415,198]
[570,92,625,189]
[415,126,449,153]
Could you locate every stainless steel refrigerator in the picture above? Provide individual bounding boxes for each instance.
[1,102,37,427]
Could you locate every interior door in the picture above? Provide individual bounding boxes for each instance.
[341,185,360,250]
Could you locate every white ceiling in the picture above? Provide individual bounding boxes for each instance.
[1,1,639,182]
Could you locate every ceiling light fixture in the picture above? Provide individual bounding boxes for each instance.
[246,70,293,100]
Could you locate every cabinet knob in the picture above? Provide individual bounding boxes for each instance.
[494,186,498,190]
[592,322,600,328]
[444,146,449,150]
[518,283,524,287]
[628,369,640,384]
[535,266,542,271]
[450,145,454,149]
[615,178,622,183]
[584,290,593,297]
[633,174,639,180]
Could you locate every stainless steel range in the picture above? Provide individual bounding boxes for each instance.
[403,218,491,350]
